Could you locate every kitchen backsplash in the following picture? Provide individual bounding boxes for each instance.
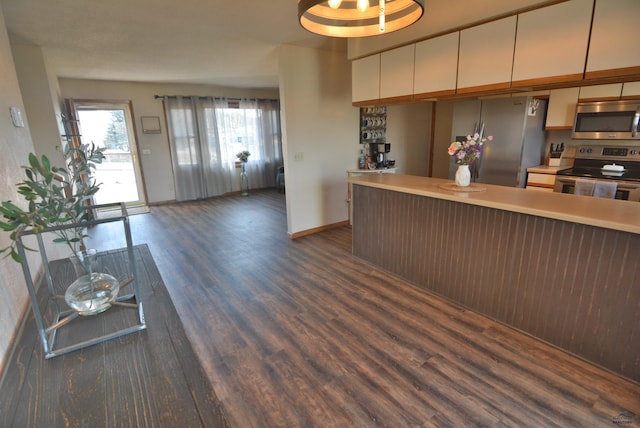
[544,130,640,166]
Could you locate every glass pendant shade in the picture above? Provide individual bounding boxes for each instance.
[298,0,424,38]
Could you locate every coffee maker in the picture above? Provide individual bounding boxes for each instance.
[374,143,391,168]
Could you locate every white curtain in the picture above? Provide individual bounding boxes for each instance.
[164,96,282,201]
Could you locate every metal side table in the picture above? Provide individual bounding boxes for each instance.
[15,202,146,358]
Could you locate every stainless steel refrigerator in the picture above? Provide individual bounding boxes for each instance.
[449,96,547,187]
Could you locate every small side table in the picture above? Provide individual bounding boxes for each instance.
[16,202,146,358]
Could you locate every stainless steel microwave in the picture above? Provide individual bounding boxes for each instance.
[572,100,640,140]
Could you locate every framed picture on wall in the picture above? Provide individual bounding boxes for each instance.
[141,116,161,134]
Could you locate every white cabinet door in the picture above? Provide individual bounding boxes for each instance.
[622,82,640,99]
[458,16,516,94]
[578,84,623,101]
[380,45,415,101]
[512,0,592,87]
[352,54,380,104]
[526,172,556,191]
[587,0,640,79]
[414,33,459,99]
[546,87,580,130]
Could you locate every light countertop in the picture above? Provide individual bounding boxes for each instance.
[526,165,572,174]
[347,167,397,174]
[348,174,640,234]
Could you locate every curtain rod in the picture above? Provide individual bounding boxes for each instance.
[154,95,278,102]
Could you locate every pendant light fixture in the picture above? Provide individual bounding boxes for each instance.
[298,0,424,38]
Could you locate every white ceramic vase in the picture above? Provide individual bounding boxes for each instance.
[455,164,471,187]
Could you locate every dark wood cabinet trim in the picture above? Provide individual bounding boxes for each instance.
[414,89,457,101]
[456,81,511,95]
[585,66,640,81]
[511,73,584,89]
[378,94,414,104]
[353,99,380,107]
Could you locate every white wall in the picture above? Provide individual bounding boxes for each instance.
[0,5,37,372]
[11,44,65,169]
[279,45,358,235]
[59,79,279,204]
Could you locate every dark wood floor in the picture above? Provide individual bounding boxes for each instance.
[87,189,639,427]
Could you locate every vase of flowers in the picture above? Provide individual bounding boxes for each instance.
[447,133,493,187]
[0,143,105,261]
[236,150,250,196]
[0,143,123,315]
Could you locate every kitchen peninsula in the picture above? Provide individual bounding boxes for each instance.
[349,174,639,382]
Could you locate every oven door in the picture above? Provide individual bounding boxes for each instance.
[554,177,640,201]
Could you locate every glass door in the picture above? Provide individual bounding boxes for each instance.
[71,100,146,208]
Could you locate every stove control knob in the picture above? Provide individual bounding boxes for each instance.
[587,148,593,153]
[579,148,586,153]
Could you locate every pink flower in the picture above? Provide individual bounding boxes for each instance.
[448,134,493,165]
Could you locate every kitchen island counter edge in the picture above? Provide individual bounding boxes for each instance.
[348,174,640,234]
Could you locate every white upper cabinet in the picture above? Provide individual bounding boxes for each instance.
[352,54,381,104]
[512,0,592,86]
[457,16,516,93]
[414,33,459,98]
[380,45,415,100]
[578,84,623,101]
[546,87,580,130]
[622,82,640,99]
[587,0,640,79]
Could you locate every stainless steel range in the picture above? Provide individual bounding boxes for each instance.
[554,145,640,201]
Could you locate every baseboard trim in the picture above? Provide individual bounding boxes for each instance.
[148,199,177,207]
[289,220,350,239]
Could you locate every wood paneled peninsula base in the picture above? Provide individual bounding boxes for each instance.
[349,174,640,383]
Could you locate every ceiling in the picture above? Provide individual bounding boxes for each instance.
[1,0,559,89]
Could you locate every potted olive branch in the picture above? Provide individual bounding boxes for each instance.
[0,143,105,263]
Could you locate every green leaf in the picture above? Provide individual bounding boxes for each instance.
[2,201,25,213]
[0,222,17,231]
[10,249,24,264]
[27,153,40,170]
[42,155,51,171]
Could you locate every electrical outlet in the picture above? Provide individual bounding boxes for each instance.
[294,152,304,161]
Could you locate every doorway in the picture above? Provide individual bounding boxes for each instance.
[71,100,147,209]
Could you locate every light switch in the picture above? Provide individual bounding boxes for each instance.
[10,107,24,127]
[142,149,152,155]
[294,152,304,161]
